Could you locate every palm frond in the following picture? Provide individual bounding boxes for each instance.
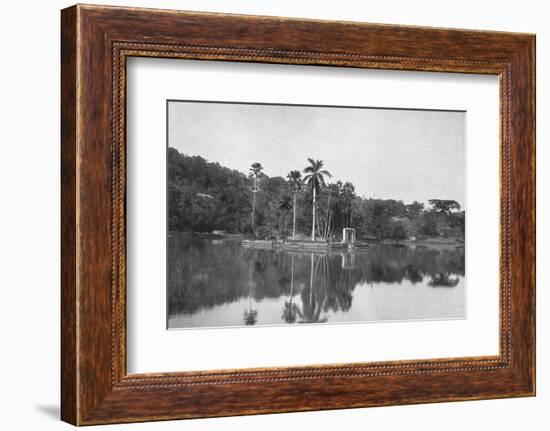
[249,162,264,175]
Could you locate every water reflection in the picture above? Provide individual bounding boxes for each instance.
[168,234,465,329]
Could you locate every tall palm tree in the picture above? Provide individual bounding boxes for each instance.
[286,170,303,239]
[303,159,331,241]
[248,162,264,233]
[279,196,293,237]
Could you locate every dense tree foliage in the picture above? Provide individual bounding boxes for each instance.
[168,148,251,233]
[168,148,465,241]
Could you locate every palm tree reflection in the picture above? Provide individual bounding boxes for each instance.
[281,253,330,324]
[298,254,328,324]
[282,254,300,323]
[243,258,258,325]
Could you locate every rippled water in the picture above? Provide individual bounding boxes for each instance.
[168,234,465,329]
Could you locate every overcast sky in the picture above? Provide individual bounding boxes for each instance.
[168,101,465,207]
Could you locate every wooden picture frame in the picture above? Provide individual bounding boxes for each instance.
[61,4,535,425]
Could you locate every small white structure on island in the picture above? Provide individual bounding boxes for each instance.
[342,228,356,245]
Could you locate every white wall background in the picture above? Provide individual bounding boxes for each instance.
[0,0,546,429]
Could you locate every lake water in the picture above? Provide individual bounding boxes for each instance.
[167,234,465,329]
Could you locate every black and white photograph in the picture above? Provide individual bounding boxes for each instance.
[167,101,466,329]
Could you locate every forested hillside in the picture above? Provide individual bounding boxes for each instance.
[167,147,465,241]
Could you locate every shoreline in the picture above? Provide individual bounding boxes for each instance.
[169,231,464,249]
[395,238,464,248]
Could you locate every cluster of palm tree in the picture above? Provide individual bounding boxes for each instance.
[249,158,332,241]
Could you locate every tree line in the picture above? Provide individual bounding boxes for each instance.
[168,147,465,241]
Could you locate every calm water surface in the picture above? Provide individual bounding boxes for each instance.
[168,234,465,329]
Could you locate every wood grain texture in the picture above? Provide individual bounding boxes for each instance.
[60,4,535,425]
[60,5,78,425]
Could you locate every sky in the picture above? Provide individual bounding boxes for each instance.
[168,101,465,207]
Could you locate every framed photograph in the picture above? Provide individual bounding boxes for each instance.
[61,4,536,425]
